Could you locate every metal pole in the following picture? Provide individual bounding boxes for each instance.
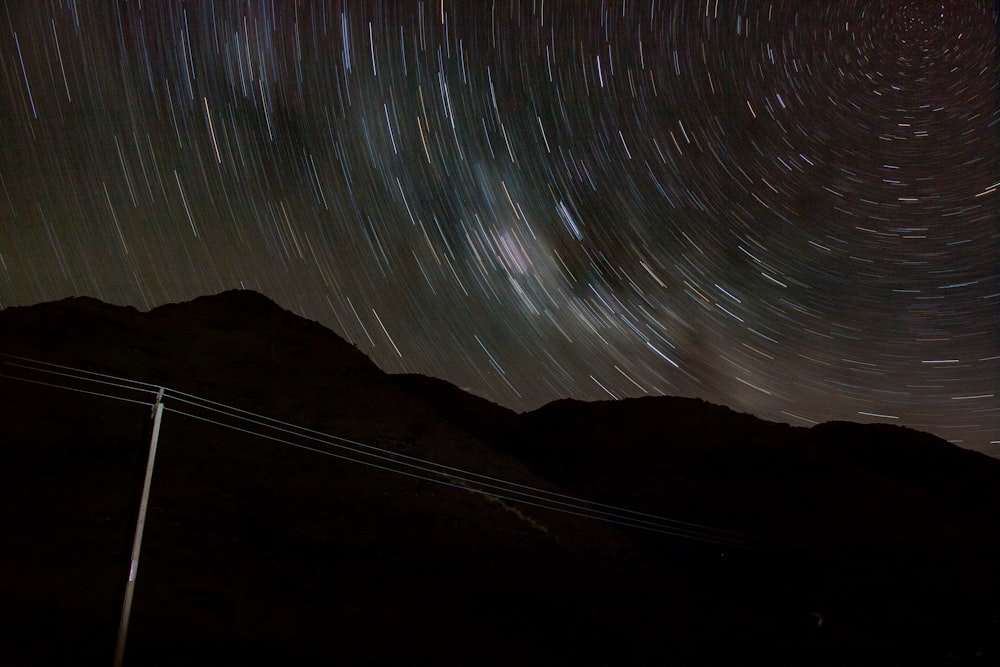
[113,387,165,667]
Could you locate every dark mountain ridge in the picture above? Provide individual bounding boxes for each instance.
[2,290,999,665]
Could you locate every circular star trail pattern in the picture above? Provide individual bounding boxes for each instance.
[1,1,998,452]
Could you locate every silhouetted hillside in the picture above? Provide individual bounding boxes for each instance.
[2,291,999,665]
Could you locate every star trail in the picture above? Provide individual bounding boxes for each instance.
[1,1,997,452]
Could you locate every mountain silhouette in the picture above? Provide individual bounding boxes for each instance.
[2,290,999,665]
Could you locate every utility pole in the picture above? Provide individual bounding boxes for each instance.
[113,387,165,667]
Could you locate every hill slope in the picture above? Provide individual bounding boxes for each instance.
[2,291,999,665]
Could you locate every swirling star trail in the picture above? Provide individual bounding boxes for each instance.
[1,1,997,452]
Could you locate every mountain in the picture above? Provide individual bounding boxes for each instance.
[2,291,999,665]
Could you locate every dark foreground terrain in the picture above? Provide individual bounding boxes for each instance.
[2,291,999,665]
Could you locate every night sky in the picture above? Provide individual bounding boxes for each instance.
[1,1,997,453]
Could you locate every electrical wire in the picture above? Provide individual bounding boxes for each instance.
[3,357,770,548]
[0,373,156,408]
[0,353,162,390]
[165,385,772,543]
[0,355,157,406]
[164,404,755,547]
[164,389,771,547]
[0,355,784,550]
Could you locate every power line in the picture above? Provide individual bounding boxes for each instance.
[0,373,156,408]
[166,384,762,538]
[162,402,759,547]
[163,404,754,547]
[0,357,157,408]
[1,354,784,550]
[3,355,772,548]
[1,353,162,390]
[0,354,160,406]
